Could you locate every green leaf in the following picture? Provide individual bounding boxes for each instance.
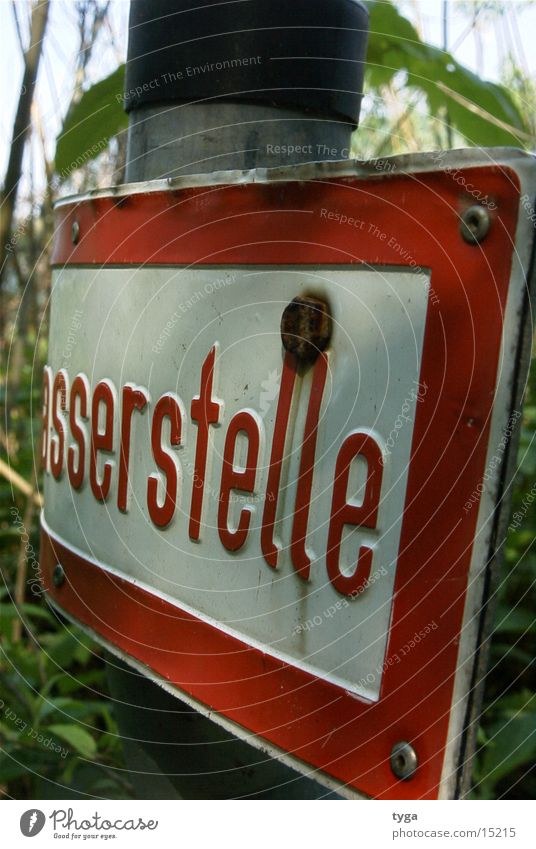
[413,50,529,147]
[0,601,54,632]
[490,643,534,667]
[365,0,530,147]
[41,626,97,670]
[48,724,97,759]
[38,697,114,727]
[0,528,21,542]
[56,668,107,696]
[494,606,535,635]
[480,711,536,789]
[55,66,128,179]
[0,751,32,783]
[0,720,21,743]
[493,690,535,715]
[0,745,57,782]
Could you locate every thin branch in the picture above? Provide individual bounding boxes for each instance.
[0,0,50,288]
[12,495,36,643]
[373,94,423,157]
[11,1,26,54]
[0,458,43,507]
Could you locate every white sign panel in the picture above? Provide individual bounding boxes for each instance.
[44,265,429,700]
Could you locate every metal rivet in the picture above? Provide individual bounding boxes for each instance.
[390,741,418,780]
[52,563,65,588]
[281,296,332,364]
[460,205,490,244]
[71,220,80,244]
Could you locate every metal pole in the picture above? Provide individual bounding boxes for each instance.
[108,0,369,799]
[124,0,369,180]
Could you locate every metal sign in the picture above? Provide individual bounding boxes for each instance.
[40,149,536,799]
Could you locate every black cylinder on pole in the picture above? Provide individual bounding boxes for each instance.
[124,0,369,126]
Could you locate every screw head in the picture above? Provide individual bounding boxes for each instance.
[52,563,65,588]
[390,741,418,780]
[280,296,332,364]
[460,205,490,244]
[71,220,80,244]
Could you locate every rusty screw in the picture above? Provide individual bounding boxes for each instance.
[52,563,65,588]
[390,741,418,780]
[460,205,490,244]
[280,296,332,364]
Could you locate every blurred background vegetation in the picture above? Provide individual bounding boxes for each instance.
[0,0,535,799]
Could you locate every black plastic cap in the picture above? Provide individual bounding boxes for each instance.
[124,0,369,125]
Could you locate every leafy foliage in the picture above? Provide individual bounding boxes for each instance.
[365,0,530,147]
[54,1,533,180]
[7,0,535,801]
[0,343,133,800]
[0,597,133,798]
[55,66,128,178]
[471,358,536,800]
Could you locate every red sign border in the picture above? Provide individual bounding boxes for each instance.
[42,163,521,799]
